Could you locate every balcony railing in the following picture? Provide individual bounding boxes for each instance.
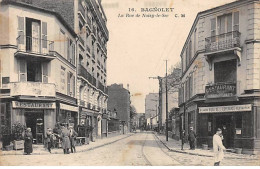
[78,64,96,86]
[205,31,241,53]
[16,35,54,56]
[9,82,55,97]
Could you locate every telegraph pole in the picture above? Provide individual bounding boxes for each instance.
[148,76,162,133]
[165,60,169,141]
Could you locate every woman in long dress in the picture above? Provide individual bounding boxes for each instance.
[24,128,33,155]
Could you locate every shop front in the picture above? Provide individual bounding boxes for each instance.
[198,104,253,151]
[11,101,56,144]
[57,103,78,128]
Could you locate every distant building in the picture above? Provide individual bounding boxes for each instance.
[107,84,131,133]
[145,93,159,129]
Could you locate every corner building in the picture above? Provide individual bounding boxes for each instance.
[0,0,77,144]
[178,0,260,154]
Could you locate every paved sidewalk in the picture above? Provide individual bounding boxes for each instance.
[154,133,259,160]
[0,133,134,156]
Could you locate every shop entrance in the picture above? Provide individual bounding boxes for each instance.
[214,115,234,148]
[25,110,44,144]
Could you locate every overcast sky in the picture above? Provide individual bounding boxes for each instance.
[102,0,236,113]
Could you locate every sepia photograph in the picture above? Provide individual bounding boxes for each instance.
[0,0,259,166]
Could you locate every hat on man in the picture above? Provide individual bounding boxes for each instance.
[217,128,222,132]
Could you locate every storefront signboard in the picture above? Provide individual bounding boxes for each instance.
[60,103,78,112]
[205,83,236,99]
[12,101,56,109]
[199,104,251,113]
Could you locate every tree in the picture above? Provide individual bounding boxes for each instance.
[130,105,137,119]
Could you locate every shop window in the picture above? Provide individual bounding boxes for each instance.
[214,59,237,83]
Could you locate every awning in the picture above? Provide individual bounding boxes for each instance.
[60,103,78,112]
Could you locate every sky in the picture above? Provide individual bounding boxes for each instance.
[101,0,236,113]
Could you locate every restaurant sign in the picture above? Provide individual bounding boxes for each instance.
[199,104,252,113]
[205,83,236,99]
[12,101,56,109]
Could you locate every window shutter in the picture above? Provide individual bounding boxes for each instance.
[72,75,75,97]
[67,72,71,95]
[18,16,24,44]
[19,59,26,82]
[233,11,239,32]
[42,22,47,49]
[227,14,232,33]
[42,62,48,83]
[210,18,216,35]
[72,43,75,65]
[67,37,70,60]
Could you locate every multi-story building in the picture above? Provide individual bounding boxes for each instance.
[145,93,159,129]
[178,0,260,154]
[107,84,131,133]
[27,0,109,139]
[0,0,77,144]
[0,0,109,143]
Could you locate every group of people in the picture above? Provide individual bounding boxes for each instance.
[46,125,78,154]
[180,126,228,166]
[23,124,78,155]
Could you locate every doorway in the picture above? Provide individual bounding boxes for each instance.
[25,110,44,144]
[214,115,234,148]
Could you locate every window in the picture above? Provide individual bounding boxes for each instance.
[67,72,75,97]
[60,66,66,92]
[217,13,232,35]
[233,11,239,31]
[214,59,237,83]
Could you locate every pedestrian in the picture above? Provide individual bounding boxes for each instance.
[188,127,196,150]
[61,124,71,154]
[46,128,53,153]
[222,125,228,148]
[69,126,78,153]
[213,128,226,166]
[24,128,33,155]
[181,129,186,150]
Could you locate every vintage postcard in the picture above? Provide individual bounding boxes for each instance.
[0,0,259,166]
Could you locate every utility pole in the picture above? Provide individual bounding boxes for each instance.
[165,60,169,141]
[149,76,162,133]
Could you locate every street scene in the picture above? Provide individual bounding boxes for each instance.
[1,131,259,166]
[0,0,260,166]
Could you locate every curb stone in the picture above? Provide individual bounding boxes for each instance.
[0,133,135,156]
[154,133,258,160]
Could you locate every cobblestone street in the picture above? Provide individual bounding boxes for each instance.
[0,132,259,166]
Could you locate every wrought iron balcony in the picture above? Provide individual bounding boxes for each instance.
[78,64,96,86]
[16,35,54,57]
[205,31,241,53]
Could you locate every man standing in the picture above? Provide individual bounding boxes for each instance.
[69,126,78,153]
[61,125,71,154]
[181,129,186,150]
[213,128,226,166]
[188,127,196,150]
